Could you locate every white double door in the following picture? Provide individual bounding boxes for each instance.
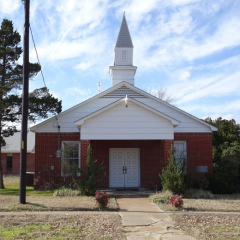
[110,148,140,188]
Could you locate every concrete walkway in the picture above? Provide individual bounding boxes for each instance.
[116,197,196,240]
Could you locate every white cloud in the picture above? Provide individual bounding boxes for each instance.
[201,103,240,124]
[30,35,107,61]
[74,61,92,70]
[174,70,240,105]
[181,17,240,61]
[167,0,201,6]
[0,0,20,14]
[180,71,191,81]
[66,87,93,97]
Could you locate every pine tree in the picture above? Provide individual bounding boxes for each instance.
[0,19,62,188]
[72,146,106,196]
[160,147,185,194]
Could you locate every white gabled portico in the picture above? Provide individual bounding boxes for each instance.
[74,97,180,140]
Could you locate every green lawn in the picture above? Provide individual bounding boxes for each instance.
[0,176,117,212]
[0,176,53,196]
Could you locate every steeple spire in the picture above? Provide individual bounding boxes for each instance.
[115,13,133,48]
[109,13,137,86]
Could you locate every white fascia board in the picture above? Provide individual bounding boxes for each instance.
[74,97,180,127]
[30,126,37,132]
[120,82,218,132]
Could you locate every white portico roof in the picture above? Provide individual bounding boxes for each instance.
[75,97,180,140]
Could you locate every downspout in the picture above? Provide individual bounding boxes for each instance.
[53,116,61,158]
[58,125,60,152]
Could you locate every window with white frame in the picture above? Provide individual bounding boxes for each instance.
[61,141,80,176]
[174,141,187,171]
[122,50,127,61]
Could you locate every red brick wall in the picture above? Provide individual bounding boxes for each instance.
[174,133,213,174]
[90,140,164,188]
[1,153,35,175]
[35,132,80,189]
[34,132,213,189]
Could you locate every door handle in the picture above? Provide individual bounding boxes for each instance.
[122,166,127,174]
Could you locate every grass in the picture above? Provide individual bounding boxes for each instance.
[149,190,173,204]
[172,214,240,240]
[149,189,240,212]
[149,189,240,239]
[0,176,118,212]
[0,223,51,238]
[0,176,53,196]
[53,187,79,197]
[0,214,125,239]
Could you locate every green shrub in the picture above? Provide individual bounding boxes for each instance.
[149,190,173,204]
[206,173,235,194]
[184,173,209,190]
[53,187,79,197]
[184,188,214,199]
[160,147,185,194]
[207,156,240,194]
[72,146,106,196]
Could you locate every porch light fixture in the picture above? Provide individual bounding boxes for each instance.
[125,95,128,107]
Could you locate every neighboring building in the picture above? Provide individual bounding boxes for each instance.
[1,132,35,175]
[31,14,217,189]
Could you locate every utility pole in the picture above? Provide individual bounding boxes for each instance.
[20,0,30,204]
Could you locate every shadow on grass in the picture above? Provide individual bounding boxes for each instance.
[0,187,53,196]
[9,202,47,211]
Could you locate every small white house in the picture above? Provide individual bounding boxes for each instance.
[1,132,35,174]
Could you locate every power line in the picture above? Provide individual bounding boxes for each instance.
[29,25,47,89]
[21,0,48,92]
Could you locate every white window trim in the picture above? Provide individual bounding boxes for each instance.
[61,141,80,176]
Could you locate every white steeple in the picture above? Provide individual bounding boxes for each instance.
[109,13,137,86]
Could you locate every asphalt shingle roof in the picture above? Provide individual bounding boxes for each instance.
[115,13,133,48]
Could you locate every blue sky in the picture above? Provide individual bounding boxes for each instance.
[1,0,240,124]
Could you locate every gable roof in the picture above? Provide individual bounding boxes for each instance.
[30,81,217,132]
[115,13,133,48]
[74,97,180,127]
[2,131,35,153]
